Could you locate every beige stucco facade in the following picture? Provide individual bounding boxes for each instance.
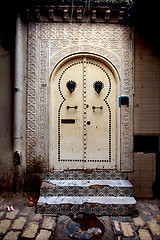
[0,17,159,197]
[26,22,134,173]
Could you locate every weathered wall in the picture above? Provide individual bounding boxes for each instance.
[128,30,160,198]
[26,22,134,173]
[0,20,159,197]
[128,153,156,198]
[0,33,14,191]
[134,31,160,135]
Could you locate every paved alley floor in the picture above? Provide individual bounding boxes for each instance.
[0,193,160,240]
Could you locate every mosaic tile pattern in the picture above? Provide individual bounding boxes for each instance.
[36,203,134,216]
[37,170,135,216]
[41,186,133,197]
[44,170,127,181]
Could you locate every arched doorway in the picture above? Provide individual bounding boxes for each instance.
[50,55,119,170]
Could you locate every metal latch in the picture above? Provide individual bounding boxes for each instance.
[66,106,78,109]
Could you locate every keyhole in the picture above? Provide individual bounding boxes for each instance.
[87,121,91,125]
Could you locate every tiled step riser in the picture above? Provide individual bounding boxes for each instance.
[37,171,136,216]
[36,203,134,216]
[41,186,133,197]
[44,171,127,181]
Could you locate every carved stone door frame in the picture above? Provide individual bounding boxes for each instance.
[26,22,134,173]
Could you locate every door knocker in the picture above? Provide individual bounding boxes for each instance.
[93,81,104,94]
[66,80,77,93]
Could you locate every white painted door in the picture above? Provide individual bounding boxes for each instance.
[51,57,117,170]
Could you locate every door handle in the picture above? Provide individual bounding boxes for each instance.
[92,106,103,110]
[66,106,78,110]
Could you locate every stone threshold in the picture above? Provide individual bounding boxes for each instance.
[44,179,133,187]
[38,196,136,205]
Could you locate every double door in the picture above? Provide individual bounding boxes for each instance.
[51,57,117,169]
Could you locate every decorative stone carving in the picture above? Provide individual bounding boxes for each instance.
[27,23,134,172]
[21,1,133,23]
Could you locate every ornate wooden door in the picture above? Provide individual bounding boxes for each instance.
[51,57,117,170]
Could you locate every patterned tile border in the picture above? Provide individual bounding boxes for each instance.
[44,171,127,180]
[40,186,133,197]
[36,203,134,216]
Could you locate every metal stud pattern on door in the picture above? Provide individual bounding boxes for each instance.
[51,57,117,170]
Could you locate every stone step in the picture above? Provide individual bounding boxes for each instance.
[36,196,136,216]
[38,196,136,205]
[41,180,133,197]
[43,180,132,187]
[44,170,127,181]
[37,170,136,216]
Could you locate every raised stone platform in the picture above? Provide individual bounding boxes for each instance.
[36,170,136,216]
